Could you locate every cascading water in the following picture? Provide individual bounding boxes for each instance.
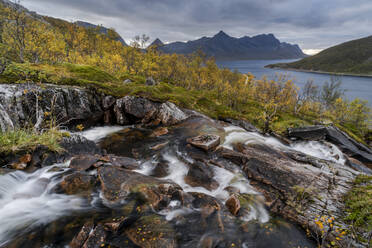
[223,125,346,165]
[0,161,88,246]
[134,151,270,223]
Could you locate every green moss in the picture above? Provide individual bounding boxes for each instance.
[344,175,372,232]
[0,129,63,155]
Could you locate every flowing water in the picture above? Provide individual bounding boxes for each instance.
[0,162,88,246]
[0,117,340,247]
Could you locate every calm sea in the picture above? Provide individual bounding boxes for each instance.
[217,59,372,104]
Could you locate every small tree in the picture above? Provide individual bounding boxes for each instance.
[2,0,28,62]
[320,77,345,109]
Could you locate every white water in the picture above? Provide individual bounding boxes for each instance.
[78,126,126,142]
[223,125,346,165]
[135,152,269,223]
[0,161,88,246]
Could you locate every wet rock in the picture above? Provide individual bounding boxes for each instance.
[184,161,219,191]
[82,224,107,248]
[221,118,259,132]
[69,155,99,171]
[150,141,169,151]
[102,96,116,110]
[60,134,102,157]
[187,134,220,151]
[114,96,188,126]
[125,215,176,248]
[98,166,182,209]
[103,155,139,170]
[150,161,169,178]
[56,172,97,196]
[220,143,360,247]
[151,127,168,137]
[70,221,94,248]
[225,194,241,216]
[113,98,130,125]
[0,84,103,131]
[288,125,372,167]
[10,154,31,170]
[157,102,188,125]
[145,77,157,86]
[288,125,327,140]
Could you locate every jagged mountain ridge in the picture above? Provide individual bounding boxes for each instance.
[159,31,307,60]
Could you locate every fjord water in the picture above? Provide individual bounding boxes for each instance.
[217,59,372,104]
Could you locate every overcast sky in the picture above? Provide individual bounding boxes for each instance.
[22,0,372,55]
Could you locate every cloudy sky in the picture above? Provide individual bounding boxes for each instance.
[22,0,372,55]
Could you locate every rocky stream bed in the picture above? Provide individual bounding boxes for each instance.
[0,84,371,248]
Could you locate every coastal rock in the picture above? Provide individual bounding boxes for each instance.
[187,134,220,151]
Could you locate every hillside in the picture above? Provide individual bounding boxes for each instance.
[266,35,372,76]
[159,31,307,60]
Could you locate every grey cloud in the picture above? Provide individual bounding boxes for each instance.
[22,0,372,50]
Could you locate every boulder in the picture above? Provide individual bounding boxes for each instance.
[123,79,132,84]
[184,161,219,191]
[69,155,100,171]
[113,96,188,126]
[55,172,97,196]
[10,154,32,170]
[98,166,182,209]
[187,134,220,151]
[225,194,241,216]
[145,77,157,86]
[0,84,103,131]
[102,96,116,110]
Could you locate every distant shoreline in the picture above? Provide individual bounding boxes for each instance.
[265,65,372,79]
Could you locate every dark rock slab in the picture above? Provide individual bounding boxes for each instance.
[288,125,372,167]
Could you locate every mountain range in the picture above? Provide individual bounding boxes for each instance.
[266,35,372,76]
[151,31,307,60]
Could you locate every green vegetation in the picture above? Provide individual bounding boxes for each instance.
[267,36,372,76]
[0,0,370,144]
[344,175,372,233]
[0,128,63,155]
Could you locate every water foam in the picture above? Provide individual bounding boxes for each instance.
[79,126,126,142]
[223,126,346,164]
[0,162,88,246]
